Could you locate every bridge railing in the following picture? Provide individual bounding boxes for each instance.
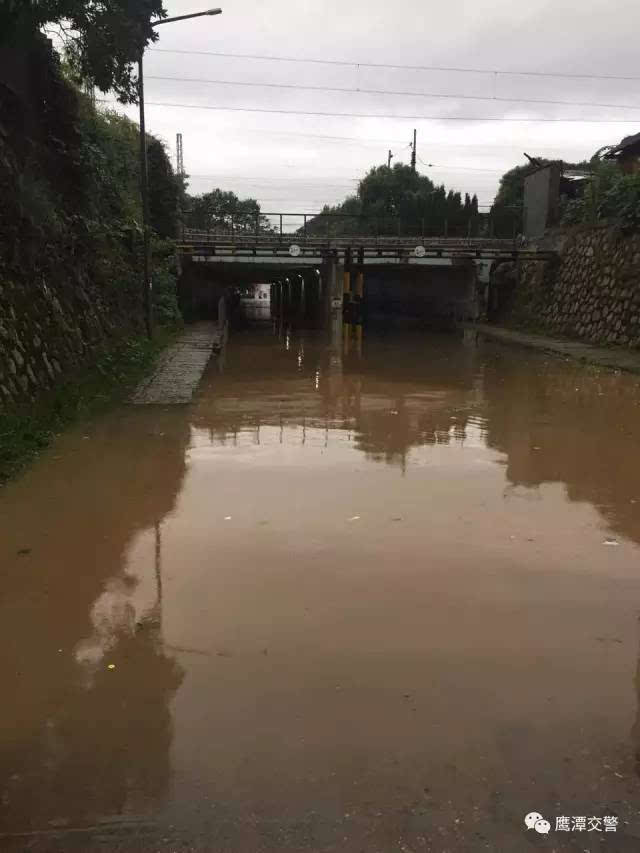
[181,209,523,247]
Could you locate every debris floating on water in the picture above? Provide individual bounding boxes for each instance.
[107,664,116,670]
[603,538,620,546]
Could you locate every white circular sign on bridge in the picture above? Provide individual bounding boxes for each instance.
[414,245,426,258]
[289,244,301,257]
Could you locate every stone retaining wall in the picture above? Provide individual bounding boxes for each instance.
[493,225,640,348]
[0,269,142,409]
[0,37,145,411]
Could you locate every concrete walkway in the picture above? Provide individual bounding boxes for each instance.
[466,322,640,375]
[131,322,223,405]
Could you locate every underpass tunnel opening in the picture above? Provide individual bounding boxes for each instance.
[237,281,273,324]
[178,257,479,333]
[362,262,479,330]
[177,260,230,323]
[269,270,325,330]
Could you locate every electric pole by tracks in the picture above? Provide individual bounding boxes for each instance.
[176,132,184,176]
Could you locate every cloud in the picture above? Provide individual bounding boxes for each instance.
[107,0,640,216]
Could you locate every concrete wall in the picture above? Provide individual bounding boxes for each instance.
[364,263,478,325]
[177,259,228,322]
[490,225,640,348]
[523,164,561,239]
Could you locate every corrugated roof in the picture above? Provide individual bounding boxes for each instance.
[606,131,640,158]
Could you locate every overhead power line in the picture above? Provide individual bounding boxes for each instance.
[425,164,504,173]
[150,48,640,83]
[97,99,638,123]
[146,74,640,112]
[189,166,503,182]
[240,130,407,145]
[171,127,595,152]
[189,175,358,188]
[417,156,502,173]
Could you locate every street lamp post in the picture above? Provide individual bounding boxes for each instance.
[139,8,222,338]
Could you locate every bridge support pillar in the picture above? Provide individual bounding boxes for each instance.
[322,256,344,345]
[461,261,480,321]
[298,275,306,321]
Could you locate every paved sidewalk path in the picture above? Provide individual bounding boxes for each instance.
[131,322,222,404]
[466,322,640,375]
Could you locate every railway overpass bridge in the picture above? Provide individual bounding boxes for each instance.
[176,215,554,326]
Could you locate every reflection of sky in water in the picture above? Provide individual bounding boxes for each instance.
[74,526,162,677]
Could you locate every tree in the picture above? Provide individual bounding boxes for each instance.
[3,1,167,103]
[148,138,178,239]
[183,189,272,234]
[490,162,535,237]
[302,162,475,238]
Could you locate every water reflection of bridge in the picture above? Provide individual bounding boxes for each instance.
[196,324,640,549]
[192,326,481,469]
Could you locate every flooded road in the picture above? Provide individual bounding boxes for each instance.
[2,326,640,851]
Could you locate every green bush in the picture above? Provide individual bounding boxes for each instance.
[152,240,183,328]
[559,161,638,229]
[1,48,182,335]
[599,174,640,231]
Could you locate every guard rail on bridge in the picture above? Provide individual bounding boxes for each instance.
[178,210,552,262]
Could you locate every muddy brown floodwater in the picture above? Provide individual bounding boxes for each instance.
[2,326,640,852]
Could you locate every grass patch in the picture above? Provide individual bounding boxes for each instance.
[0,329,175,484]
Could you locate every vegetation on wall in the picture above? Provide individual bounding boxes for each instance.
[0,40,182,334]
[1,32,182,474]
[561,162,640,231]
[600,174,640,230]
[0,331,172,484]
[491,153,640,234]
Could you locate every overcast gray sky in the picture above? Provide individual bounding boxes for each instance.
[105,0,640,228]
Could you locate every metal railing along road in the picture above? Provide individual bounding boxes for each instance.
[180,209,523,249]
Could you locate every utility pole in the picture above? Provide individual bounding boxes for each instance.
[411,128,417,173]
[139,7,222,339]
[387,149,393,169]
[176,132,184,176]
[176,133,185,244]
[138,46,152,339]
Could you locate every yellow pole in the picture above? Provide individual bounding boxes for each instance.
[343,270,351,295]
[355,271,364,298]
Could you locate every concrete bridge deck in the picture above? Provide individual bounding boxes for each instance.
[179,229,555,266]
